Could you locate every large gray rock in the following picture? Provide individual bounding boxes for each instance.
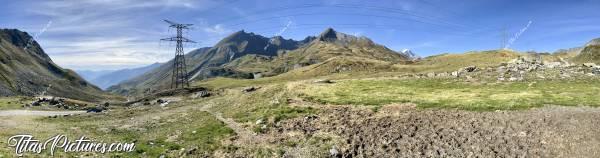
[592,67,600,75]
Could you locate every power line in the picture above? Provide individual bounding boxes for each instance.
[160,19,196,89]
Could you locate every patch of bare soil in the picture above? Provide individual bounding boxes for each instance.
[274,105,600,157]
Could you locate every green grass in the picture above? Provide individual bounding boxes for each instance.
[300,78,600,111]
[199,84,318,124]
[0,97,30,110]
[30,106,235,157]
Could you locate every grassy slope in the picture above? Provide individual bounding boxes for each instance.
[409,50,520,72]
[0,97,30,110]
[194,50,520,90]
[223,54,275,73]
[299,78,600,111]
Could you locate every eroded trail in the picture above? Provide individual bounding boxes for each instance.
[199,104,270,147]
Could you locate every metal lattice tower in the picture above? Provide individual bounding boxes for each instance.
[161,20,196,89]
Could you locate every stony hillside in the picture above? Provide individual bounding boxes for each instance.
[572,38,600,64]
[0,29,111,101]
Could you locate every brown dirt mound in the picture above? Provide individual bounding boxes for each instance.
[274,105,600,157]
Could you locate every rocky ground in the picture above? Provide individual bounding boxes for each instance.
[413,56,600,82]
[272,105,600,157]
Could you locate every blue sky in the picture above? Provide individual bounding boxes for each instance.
[2,0,600,70]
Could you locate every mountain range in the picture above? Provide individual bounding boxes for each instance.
[107,28,410,95]
[107,28,600,96]
[2,27,599,100]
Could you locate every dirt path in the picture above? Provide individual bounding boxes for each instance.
[199,104,270,147]
[0,110,86,117]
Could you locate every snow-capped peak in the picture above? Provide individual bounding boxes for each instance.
[399,49,420,60]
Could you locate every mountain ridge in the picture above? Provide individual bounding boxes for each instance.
[108,28,409,95]
[572,38,600,64]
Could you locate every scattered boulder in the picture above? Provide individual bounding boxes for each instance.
[242,86,260,93]
[461,66,477,72]
[544,62,562,68]
[451,71,459,77]
[195,91,211,98]
[187,147,198,155]
[159,100,170,107]
[330,146,339,157]
[255,119,264,125]
[426,72,435,78]
[49,99,60,105]
[86,107,105,113]
[497,57,544,81]
[436,72,449,77]
[314,79,334,84]
[592,67,600,75]
[583,63,597,68]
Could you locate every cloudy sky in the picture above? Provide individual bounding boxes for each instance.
[1,0,600,70]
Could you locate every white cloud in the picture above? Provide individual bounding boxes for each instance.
[39,36,171,70]
[203,24,231,35]
[19,0,223,70]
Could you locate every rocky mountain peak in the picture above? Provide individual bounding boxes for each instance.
[0,29,50,60]
[318,27,338,41]
[399,49,420,60]
[218,30,255,44]
[0,29,32,47]
[586,38,600,47]
[315,27,374,46]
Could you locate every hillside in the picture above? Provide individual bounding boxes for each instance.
[572,38,600,64]
[0,29,112,101]
[410,50,520,72]
[109,28,408,96]
[220,28,410,78]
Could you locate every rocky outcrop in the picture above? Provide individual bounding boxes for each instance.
[497,57,543,81]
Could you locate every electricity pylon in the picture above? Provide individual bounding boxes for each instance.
[161,19,196,89]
